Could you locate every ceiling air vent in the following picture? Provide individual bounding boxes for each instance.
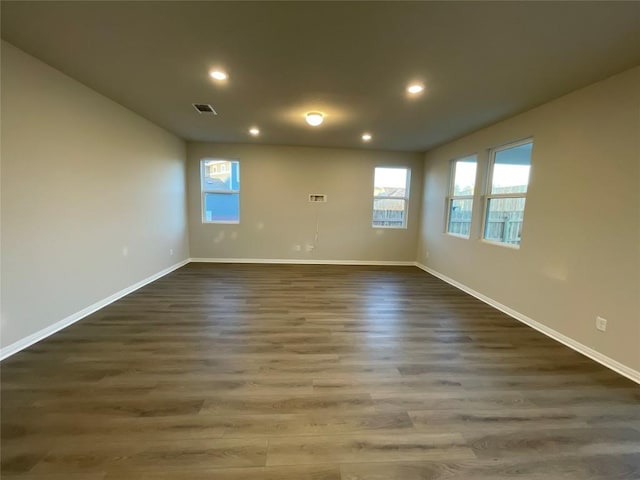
[192,103,218,114]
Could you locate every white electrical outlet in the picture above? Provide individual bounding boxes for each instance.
[122,246,129,257]
[596,316,607,332]
[169,248,174,256]
[305,244,314,252]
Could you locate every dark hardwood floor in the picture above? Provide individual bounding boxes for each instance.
[2,263,639,479]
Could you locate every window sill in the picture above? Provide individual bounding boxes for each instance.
[444,232,470,240]
[480,239,521,250]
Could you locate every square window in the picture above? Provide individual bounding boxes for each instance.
[203,192,240,223]
[484,197,526,245]
[491,143,532,194]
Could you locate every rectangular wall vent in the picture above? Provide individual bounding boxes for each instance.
[193,103,218,114]
[309,194,327,203]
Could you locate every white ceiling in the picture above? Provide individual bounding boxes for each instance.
[2,1,639,152]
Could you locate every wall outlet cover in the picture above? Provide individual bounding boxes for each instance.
[596,316,607,332]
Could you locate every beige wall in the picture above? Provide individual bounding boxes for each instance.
[188,143,422,262]
[1,41,189,350]
[419,67,640,372]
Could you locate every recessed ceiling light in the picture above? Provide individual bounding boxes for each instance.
[210,70,228,81]
[249,127,260,136]
[362,133,372,142]
[305,112,324,127]
[407,83,424,95]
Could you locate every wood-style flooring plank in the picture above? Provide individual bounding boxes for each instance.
[103,464,341,480]
[266,432,475,466]
[2,263,639,479]
[340,453,640,480]
[29,438,268,474]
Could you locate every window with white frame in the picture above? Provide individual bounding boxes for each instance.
[201,159,240,223]
[483,140,533,246]
[446,155,478,237]
[372,167,410,228]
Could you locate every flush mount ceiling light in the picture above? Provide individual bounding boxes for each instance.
[305,112,324,127]
[209,70,228,81]
[249,127,260,136]
[407,83,424,95]
[362,133,372,142]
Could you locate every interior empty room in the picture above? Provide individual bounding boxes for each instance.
[1,2,639,479]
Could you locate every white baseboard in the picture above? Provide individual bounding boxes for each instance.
[190,257,416,266]
[414,262,640,385]
[0,259,190,361]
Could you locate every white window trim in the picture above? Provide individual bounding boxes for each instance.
[445,154,477,238]
[201,159,240,224]
[372,166,411,229]
[481,137,533,248]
